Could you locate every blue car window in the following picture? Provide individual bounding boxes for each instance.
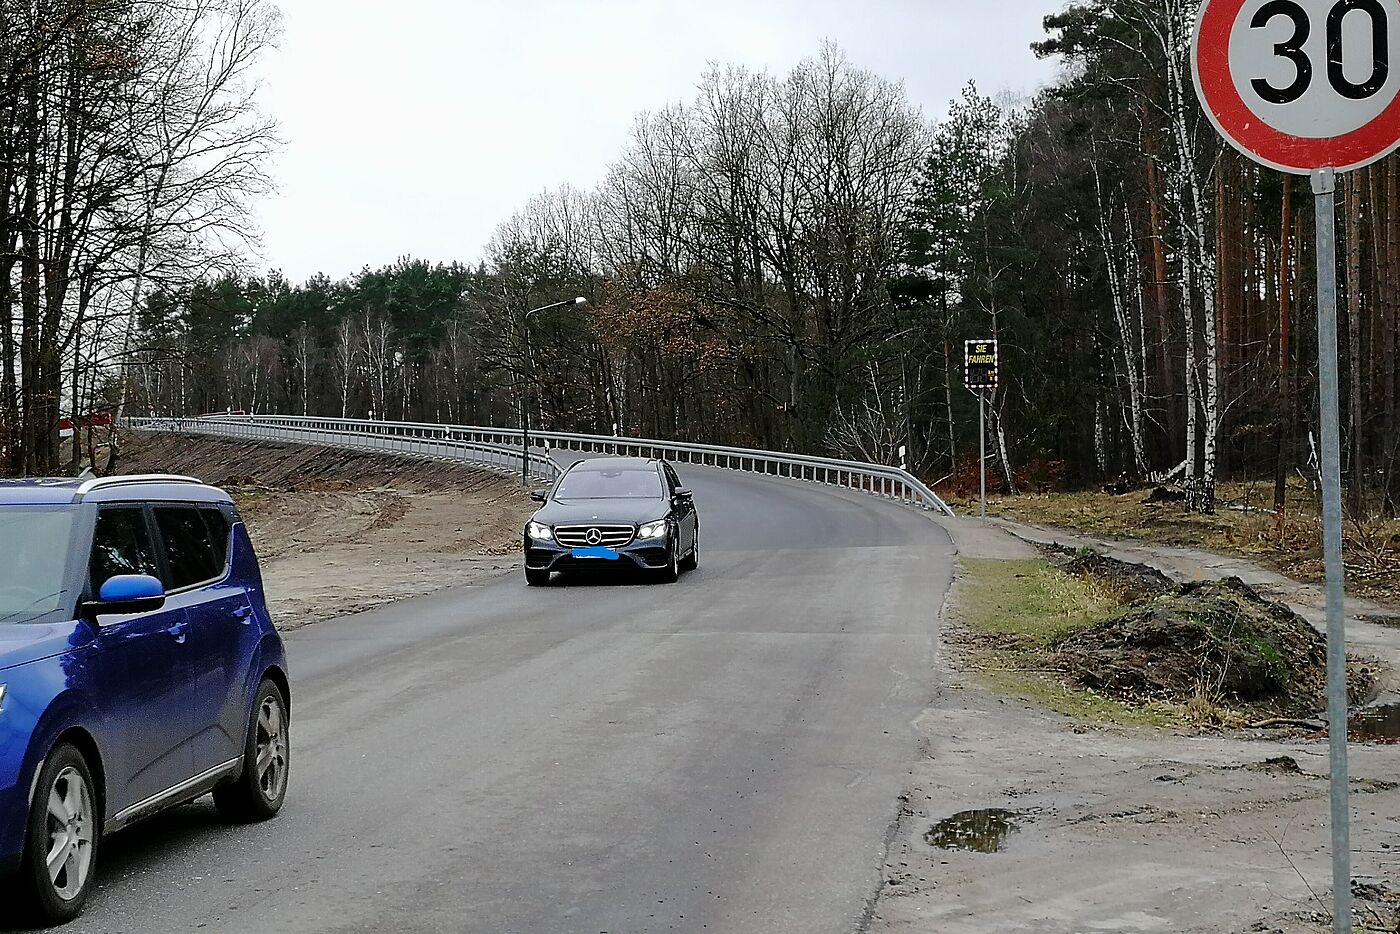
[0,507,77,622]
[89,507,161,592]
[199,507,232,567]
[153,506,222,589]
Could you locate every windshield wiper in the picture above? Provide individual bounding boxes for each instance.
[0,591,65,625]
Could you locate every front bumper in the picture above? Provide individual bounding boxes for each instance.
[525,535,671,572]
[0,778,24,876]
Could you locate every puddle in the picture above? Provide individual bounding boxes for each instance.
[1351,704,1400,742]
[924,809,1023,853]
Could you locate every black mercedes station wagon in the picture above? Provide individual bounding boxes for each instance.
[523,457,699,586]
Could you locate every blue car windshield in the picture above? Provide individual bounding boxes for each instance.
[0,507,78,623]
[555,468,664,500]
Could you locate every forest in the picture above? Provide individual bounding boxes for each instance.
[6,1,1400,520]
[0,0,277,475]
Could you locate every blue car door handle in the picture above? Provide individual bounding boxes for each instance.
[232,605,254,623]
[166,621,189,643]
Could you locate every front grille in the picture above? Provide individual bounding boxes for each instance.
[554,524,636,548]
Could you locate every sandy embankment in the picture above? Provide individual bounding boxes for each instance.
[119,432,534,628]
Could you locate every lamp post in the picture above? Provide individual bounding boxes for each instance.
[522,296,587,486]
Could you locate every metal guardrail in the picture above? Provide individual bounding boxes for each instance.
[127,416,563,483]
[128,415,955,516]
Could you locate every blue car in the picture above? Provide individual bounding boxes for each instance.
[0,474,290,925]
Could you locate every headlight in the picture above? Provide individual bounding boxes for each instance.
[639,520,668,540]
[527,521,554,542]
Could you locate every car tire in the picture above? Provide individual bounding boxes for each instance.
[679,530,699,572]
[525,567,551,587]
[16,743,99,926]
[213,679,289,823]
[657,541,680,584]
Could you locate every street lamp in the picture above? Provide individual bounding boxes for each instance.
[522,296,587,486]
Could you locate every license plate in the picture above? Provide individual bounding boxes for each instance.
[571,547,620,560]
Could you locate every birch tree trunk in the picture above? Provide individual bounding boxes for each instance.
[1094,162,1149,474]
[1163,1,1220,512]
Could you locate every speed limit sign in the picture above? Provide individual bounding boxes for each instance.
[1193,0,1400,173]
[1193,5,1398,932]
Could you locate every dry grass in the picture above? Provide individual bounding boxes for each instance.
[953,558,1329,730]
[960,558,1123,647]
[952,478,1400,607]
[955,559,1193,729]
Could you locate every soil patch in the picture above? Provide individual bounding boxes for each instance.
[1041,543,1174,602]
[975,481,1400,608]
[120,431,534,627]
[1055,577,1373,717]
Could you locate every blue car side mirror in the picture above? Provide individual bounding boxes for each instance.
[529,491,547,503]
[87,574,167,617]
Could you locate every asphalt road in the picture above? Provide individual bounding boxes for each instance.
[30,465,954,934]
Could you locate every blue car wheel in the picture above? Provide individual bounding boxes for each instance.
[17,744,99,925]
[212,679,290,823]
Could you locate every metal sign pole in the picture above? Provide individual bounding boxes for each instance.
[1312,167,1352,934]
[979,391,987,523]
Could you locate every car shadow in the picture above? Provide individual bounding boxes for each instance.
[0,799,243,932]
[548,566,667,588]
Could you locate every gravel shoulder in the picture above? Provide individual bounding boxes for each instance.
[868,516,1400,934]
[120,431,534,628]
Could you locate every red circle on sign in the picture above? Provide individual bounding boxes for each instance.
[1194,0,1400,173]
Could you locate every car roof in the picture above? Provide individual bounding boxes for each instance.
[569,457,660,472]
[0,478,85,505]
[0,475,232,507]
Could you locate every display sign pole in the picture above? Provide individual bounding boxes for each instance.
[979,391,987,522]
[965,339,999,524]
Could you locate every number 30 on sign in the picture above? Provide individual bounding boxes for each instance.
[1193,0,1400,174]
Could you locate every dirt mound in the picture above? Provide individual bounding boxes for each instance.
[1055,577,1369,716]
[1040,545,1175,603]
[1064,550,1174,602]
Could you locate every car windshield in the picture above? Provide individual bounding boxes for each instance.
[0,506,77,623]
[554,468,664,500]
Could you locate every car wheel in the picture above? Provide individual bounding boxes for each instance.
[680,530,699,572]
[525,567,551,587]
[214,679,289,823]
[16,743,99,925]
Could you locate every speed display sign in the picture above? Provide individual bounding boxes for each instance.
[1193,0,1400,173]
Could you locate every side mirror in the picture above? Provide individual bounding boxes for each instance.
[674,488,693,501]
[529,491,547,503]
[85,574,166,618]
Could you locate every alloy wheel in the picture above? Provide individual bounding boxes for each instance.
[44,767,94,901]
[256,694,289,802]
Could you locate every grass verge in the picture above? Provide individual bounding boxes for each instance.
[955,558,1187,729]
[964,480,1400,608]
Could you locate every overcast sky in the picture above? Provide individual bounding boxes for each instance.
[252,0,1068,282]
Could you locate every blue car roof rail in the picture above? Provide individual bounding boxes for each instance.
[72,474,204,502]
